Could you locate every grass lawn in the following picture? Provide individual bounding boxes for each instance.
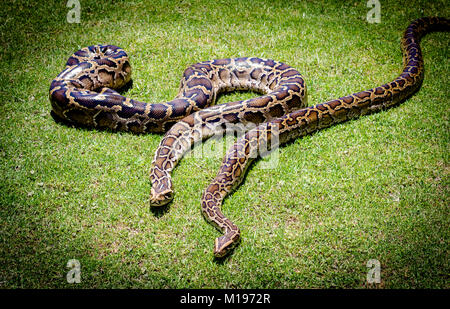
[0,0,448,288]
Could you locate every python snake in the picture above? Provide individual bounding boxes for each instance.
[50,17,449,258]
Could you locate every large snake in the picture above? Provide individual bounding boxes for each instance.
[50,17,449,258]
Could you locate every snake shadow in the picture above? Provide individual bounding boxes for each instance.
[149,202,172,218]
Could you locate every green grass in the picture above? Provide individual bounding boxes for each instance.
[0,0,449,288]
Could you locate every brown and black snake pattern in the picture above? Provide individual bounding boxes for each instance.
[199,17,449,257]
[49,48,305,134]
[148,59,306,206]
[49,17,449,258]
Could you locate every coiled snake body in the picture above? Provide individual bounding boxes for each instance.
[49,49,306,134]
[50,17,449,258]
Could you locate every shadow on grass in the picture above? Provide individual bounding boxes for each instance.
[149,202,172,219]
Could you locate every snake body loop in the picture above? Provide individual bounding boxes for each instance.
[50,49,306,134]
[149,59,307,206]
[50,49,307,206]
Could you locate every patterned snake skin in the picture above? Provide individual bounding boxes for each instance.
[149,59,306,205]
[49,49,305,134]
[199,17,449,257]
[49,17,449,258]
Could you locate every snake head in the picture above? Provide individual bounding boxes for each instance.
[149,187,174,207]
[214,231,240,258]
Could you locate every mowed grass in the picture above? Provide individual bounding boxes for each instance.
[0,0,448,288]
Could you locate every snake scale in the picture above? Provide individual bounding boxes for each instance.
[50,17,449,258]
